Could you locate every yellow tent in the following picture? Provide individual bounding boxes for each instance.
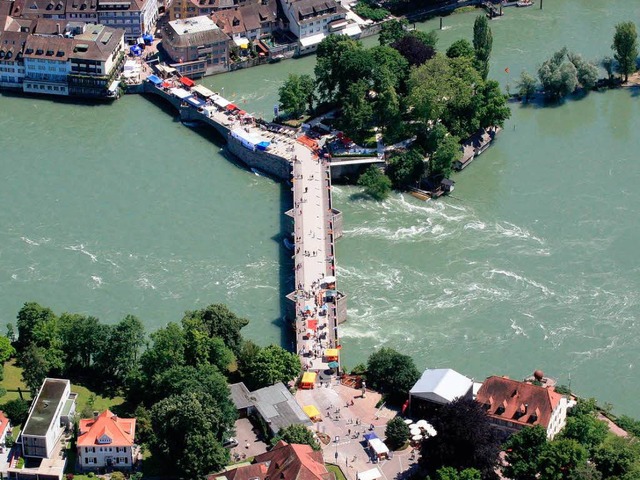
[300,372,317,389]
[303,405,321,420]
[324,349,339,360]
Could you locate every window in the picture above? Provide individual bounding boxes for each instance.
[124,458,128,464]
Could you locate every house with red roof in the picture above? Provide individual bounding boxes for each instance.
[475,373,569,440]
[77,410,137,471]
[210,440,334,480]
[0,411,11,452]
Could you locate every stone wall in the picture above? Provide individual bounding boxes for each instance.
[226,136,292,180]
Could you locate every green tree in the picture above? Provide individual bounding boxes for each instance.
[446,39,474,59]
[431,467,482,480]
[6,323,16,344]
[181,304,249,355]
[612,21,638,82]
[243,344,301,390]
[561,414,608,454]
[271,424,320,450]
[140,322,186,380]
[20,344,54,394]
[110,472,126,480]
[592,435,640,478]
[430,134,460,179]
[569,397,598,417]
[568,464,602,480]
[386,149,425,188]
[538,439,587,480]
[15,302,57,351]
[503,425,547,480]
[473,15,493,80]
[58,313,104,373]
[517,71,538,101]
[568,53,599,90]
[182,319,236,372]
[278,74,315,118]
[538,48,578,99]
[602,56,615,82]
[357,166,392,201]
[340,80,373,142]
[151,392,235,479]
[478,80,511,129]
[366,347,420,404]
[385,417,410,450]
[392,35,435,66]
[1,398,30,425]
[420,398,500,479]
[0,337,15,364]
[379,19,408,46]
[315,35,362,103]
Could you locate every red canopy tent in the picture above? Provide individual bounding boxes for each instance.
[180,76,195,88]
[226,104,238,111]
[238,110,247,116]
[307,319,318,331]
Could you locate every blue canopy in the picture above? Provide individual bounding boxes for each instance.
[256,141,270,151]
[363,432,379,442]
[185,96,205,107]
[147,74,162,85]
[130,45,142,56]
[143,33,154,43]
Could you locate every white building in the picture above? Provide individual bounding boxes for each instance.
[20,379,75,459]
[97,0,158,42]
[77,410,137,471]
[0,411,12,453]
[0,31,28,87]
[22,35,72,95]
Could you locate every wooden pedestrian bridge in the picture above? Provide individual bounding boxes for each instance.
[141,74,378,374]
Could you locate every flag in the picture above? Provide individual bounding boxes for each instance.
[505,67,510,74]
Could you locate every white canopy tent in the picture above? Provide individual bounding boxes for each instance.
[357,468,382,480]
[169,87,191,99]
[369,438,389,458]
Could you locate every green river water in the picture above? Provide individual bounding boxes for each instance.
[2,0,640,413]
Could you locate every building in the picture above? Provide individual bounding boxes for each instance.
[409,368,474,417]
[162,15,229,76]
[228,382,312,436]
[211,440,334,480]
[169,0,240,22]
[96,0,158,42]
[0,30,28,87]
[65,0,99,22]
[0,411,11,453]
[278,0,359,54]
[475,372,569,440]
[77,410,137,471]
[212,1,277,49]
[21,378,74,459]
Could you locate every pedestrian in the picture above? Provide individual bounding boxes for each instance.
[348,429,351,435]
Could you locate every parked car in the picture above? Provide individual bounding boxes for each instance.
[223,437,239,448]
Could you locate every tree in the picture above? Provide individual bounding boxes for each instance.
[568,397,598,417]
[182,319,236,372]
[110,472,125,480]
[20,344,54,394]
[447,39,474,59]
[560,414,608,454]
[420,398,500,479]
[243,344,301,390]
[340,79,373,142]
[568,463,602,480]
[271,424,320,450]
[431,467,482,480]
[140,322,186,380]
[278,74,315,118]
[602,56,615,82]
[0,337,15,365]
[379,19,408,46]
[15,302,58,351]
[392,35,435,66]
[473,15,493,80]
[503,425,548,480]
[430,134,460,179]
[181,304,249,355]
[386,149,425,188]
[538,48,578,99]
[1,398,30,425]
[151,392,235,479]
[612,22,638,82]
[593,436,640,479]
[477,80,511,129]
[567,53,599,90]
[517,71,538,101]
[385,417,410,450]
[366,347,420,404]
[315,35,362,103]
[58,313,104,374]
[357,166,392,201]
[538,439,587,480]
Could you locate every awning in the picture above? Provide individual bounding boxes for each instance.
[325,348,339,358]
[185,96,205,107]
[342,23,362,37]
[180,76,195,88]
[299,32,326,48]
[226,103,238,111]
[212,95,230,108]
[323,276,336,284]
[301,372,317,384]
[303,405,321,419]
[169,87,192,99]
[358,468,382,480]
[238,110,247,116]
[147,74,162,85]
[191,84,214,98]
[234,37,250,48]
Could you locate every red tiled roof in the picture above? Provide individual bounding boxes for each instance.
[77,410,136,447]
[0,411,10,437]
[476,376,563,429]
[214,441,333,480]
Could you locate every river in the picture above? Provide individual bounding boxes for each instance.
[1,0,639,413]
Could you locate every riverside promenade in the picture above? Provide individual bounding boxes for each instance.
[143,76,349,374]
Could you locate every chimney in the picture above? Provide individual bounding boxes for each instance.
[56,23,61,35]
[93,411,99,421]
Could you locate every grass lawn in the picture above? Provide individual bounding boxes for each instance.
[0,361,124,415]
[327,464,347,480]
